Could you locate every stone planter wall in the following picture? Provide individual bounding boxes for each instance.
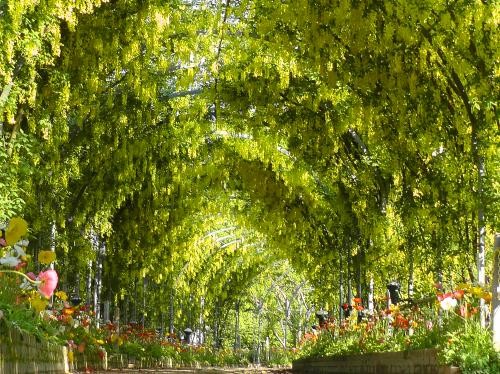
[0,323,68,374]
[293,349,460,374]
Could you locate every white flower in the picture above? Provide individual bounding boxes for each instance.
[42,310,57,321]
[20,239,29,247]
[14,245,26,257]
[19,278,34,290]
[440,297,458,311]
[0,255,21,267]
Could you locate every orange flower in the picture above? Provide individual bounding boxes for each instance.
[481,292,492,303]
[453,290,465,300]
[353,297,362,303]
[63,307,75,315]
[393,314,409,329]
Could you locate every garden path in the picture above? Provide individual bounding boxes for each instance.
[75,368,293,374]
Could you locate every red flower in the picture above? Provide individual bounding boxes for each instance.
[15,262,27,270]
[437,292,453,302]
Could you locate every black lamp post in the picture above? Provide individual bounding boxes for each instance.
[183,328,193,344]
[341,303,352,318]
[70,295,82,306]
[315,310,328,328]
[387,282,401,305]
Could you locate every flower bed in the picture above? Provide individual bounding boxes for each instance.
[296,285,500,373]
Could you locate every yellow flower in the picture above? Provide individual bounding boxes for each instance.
[31,296,49,312]
[38,250,56,265]
[389,304,400,313]
[55,291,68,301]
[457,283,472,293]
[5,217,28,245]
[472,287,483,297]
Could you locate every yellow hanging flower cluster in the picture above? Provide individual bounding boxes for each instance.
[38,250,56,265]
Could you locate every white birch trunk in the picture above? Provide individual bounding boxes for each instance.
[477,156,486,327]
[491,233,500,350]
[368,277,374,314]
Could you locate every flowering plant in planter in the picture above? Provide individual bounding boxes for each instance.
[0,217,59,317]
[298,284,499,373]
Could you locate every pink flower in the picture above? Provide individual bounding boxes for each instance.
[37,270,58,298]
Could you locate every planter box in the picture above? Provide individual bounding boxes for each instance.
[0,322,69,374]
[71,349,107,372]
[293,349,460,374]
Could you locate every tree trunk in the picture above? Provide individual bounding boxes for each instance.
[339,246,344,321]
[491,233,500,350]
[433,231,443,286]
[477,155,486,327]
[347,245,353,305]
[234,300,240,349]
[169,288,174,334]
[86,260,93,306]
[408,243,414,300]
[142,277,147,328]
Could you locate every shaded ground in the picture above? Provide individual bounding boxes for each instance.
[76,368,293,373]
